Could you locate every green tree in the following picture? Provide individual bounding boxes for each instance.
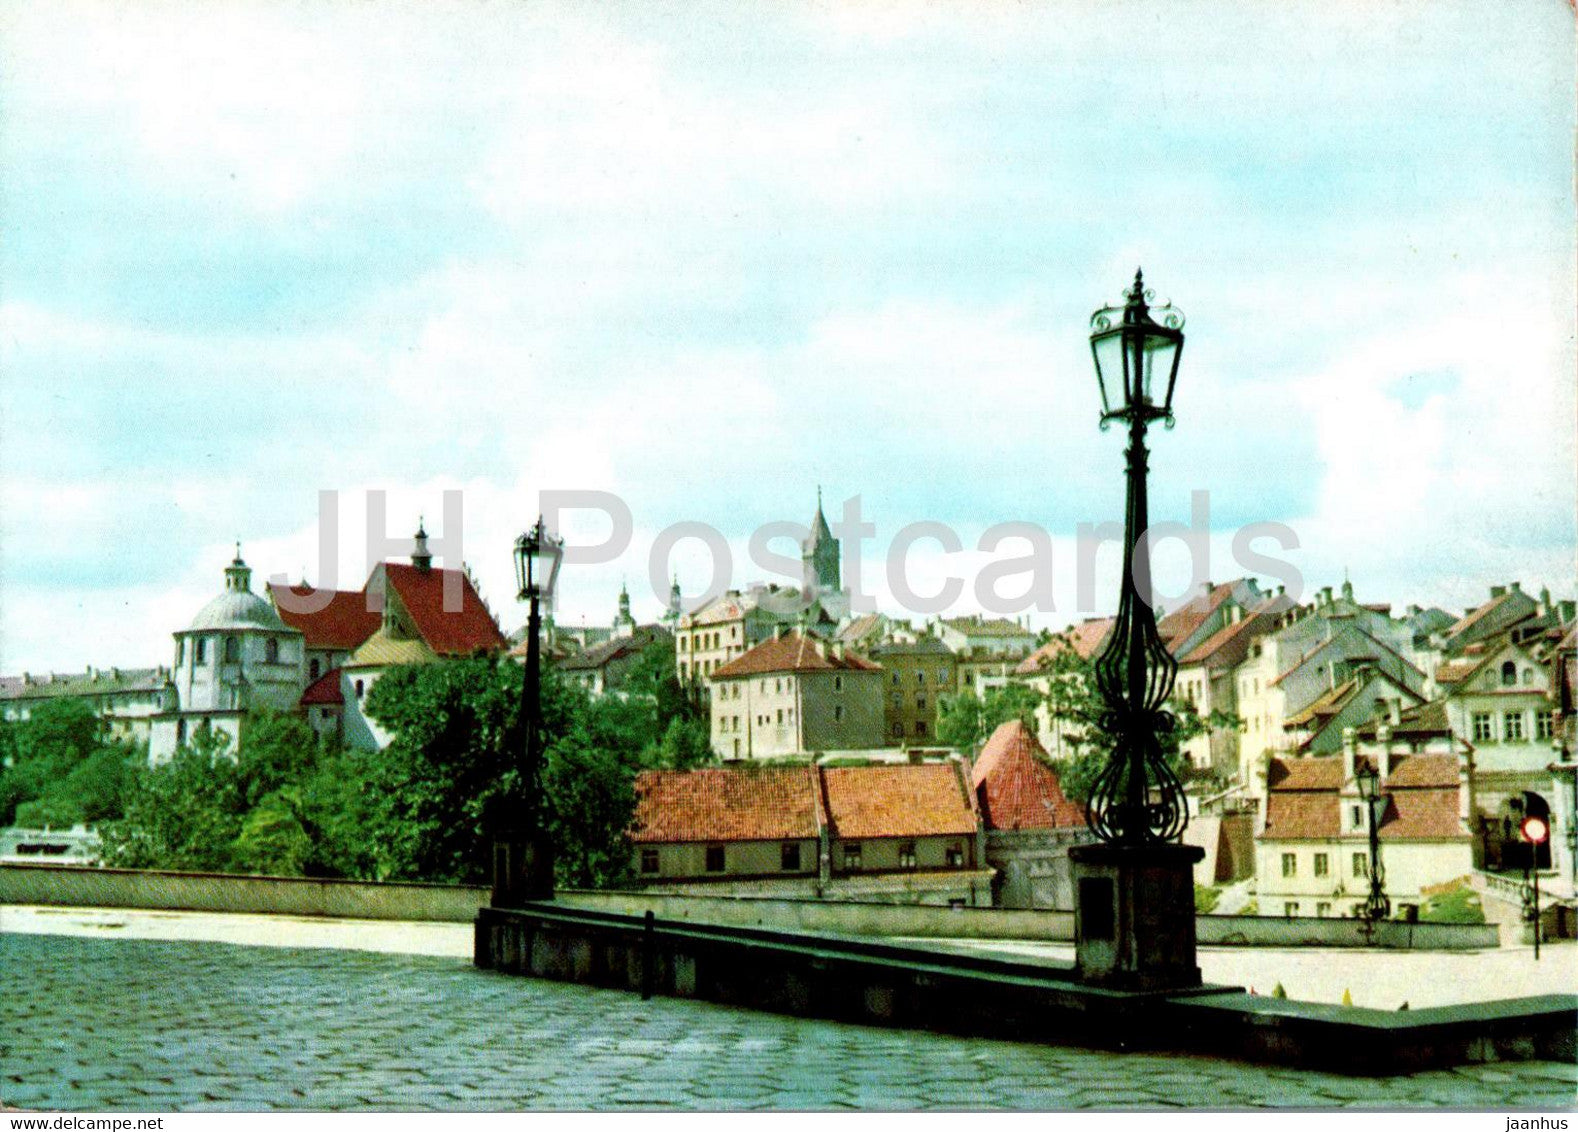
[937,682,1044,754]
[101,724,243,870]
[0,697,138,828]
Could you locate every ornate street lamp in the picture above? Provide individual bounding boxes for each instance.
[494,516,563,905]
[1084,268,1189,844]
[1354,760,1390,926]
[1521,813,1548,961]
[1068,270,1204,992]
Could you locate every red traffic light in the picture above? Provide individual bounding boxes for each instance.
[1521,815,1550,844]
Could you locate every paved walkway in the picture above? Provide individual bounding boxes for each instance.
[921,937,1577,1010]
[4,919,1575,1111]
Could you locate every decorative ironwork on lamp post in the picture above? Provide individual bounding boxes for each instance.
[496,516,563,905]
[1084,268,1190,845]
[1354,760,1390,928]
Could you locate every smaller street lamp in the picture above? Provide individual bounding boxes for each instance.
[494,517,564,906]
[1354,761,1390,929]
[1521,814,1549,961]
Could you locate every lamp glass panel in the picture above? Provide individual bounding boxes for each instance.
[1091,331,1125,414]
[1140,332,1180,408]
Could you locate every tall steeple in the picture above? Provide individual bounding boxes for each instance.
[412,517,433,574]
[802,487,840,596]
[664,575,682,627]
[614,578,636,637]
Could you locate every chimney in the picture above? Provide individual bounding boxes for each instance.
[1342,726,1357,783]
[1388,699,1402,726]
[1406,604,1421,618]
[1539,587,1552,616]
[775,622,790,640]
[1509,581,1523,595]
[1489,585,1506,599]
[831,641,845,661]
[1376,727,1393,779]
[1320,585,1333,606]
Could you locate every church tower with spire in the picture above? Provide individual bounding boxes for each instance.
[802,487,843,605]
[613,579,637,639]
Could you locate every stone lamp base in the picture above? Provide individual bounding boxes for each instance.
[1068,841,1205,993]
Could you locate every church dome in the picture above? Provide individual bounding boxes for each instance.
[188,589,289,632]
[184,546,293,633]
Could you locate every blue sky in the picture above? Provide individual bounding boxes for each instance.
[2,0,1574,671]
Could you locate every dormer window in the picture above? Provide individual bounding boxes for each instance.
[1500,661,1517,687]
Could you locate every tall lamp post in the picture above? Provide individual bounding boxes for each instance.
[1521,813,1548,961]
[493,517,564,906]
[1354,760,1390,933]
[1067,269,1205,992]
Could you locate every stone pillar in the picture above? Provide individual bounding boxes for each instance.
[492,833,555,907]
[1068,842,1205,992]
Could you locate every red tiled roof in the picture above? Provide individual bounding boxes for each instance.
[631,767,820,843]
[1382,753,1458,788]
[711,632,880,679]
[1265,756,1343,791]
[1157,582,1236,649]
[1263,793,1341,840]
[1015,618,1114,674]
[382,563,507,657]
[822,764,978,839]
[1381,788,1465,839]
[1180,595,1295,669]
[1262,755,1466,841]
[971,721,1084,830]
[300,668,344,706]
[268,583,381,651]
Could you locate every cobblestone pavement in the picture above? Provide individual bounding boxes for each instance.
[3,933,1574,1112]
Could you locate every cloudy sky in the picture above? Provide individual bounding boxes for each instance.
[2,0,1573,672]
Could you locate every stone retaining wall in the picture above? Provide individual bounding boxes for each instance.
[0,863,489,922]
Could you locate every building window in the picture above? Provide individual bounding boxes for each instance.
[776,679,783,693]
[946,844,965,868]
[1281,853,1296,878]
[1537,710,1555,740]
[679,662,688,678]
[1472,712,1493,742]
[892,693,902,708]
[891,723,904,738]
[1504,711,1525,741]
[915,671,925,685]
[833,675,844,692]
[1313,853,1329,877]
[892,672,901,686]
[915,721,927,737]
[1283,902,1300,918]
[915,695,926,711]
[1352,852,1368,878]
[776,709,784,724]
[1317,902,1332,918]
[640,848,659,874]
[309,659,321,680]
[1350,805,1363,829]
[176,719,187,747]
[265,638,279,664]
[176,640,184,665]
[1501,660,1517,687]
[781,843,801,871]
[705,845,725,872]
[834,705,844,722]
[224,636,240,663]
[355,680,365,700]
[937,668,948,685]
[195,638,207,664]
[843,843,862,871]
[899,842,917,869]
